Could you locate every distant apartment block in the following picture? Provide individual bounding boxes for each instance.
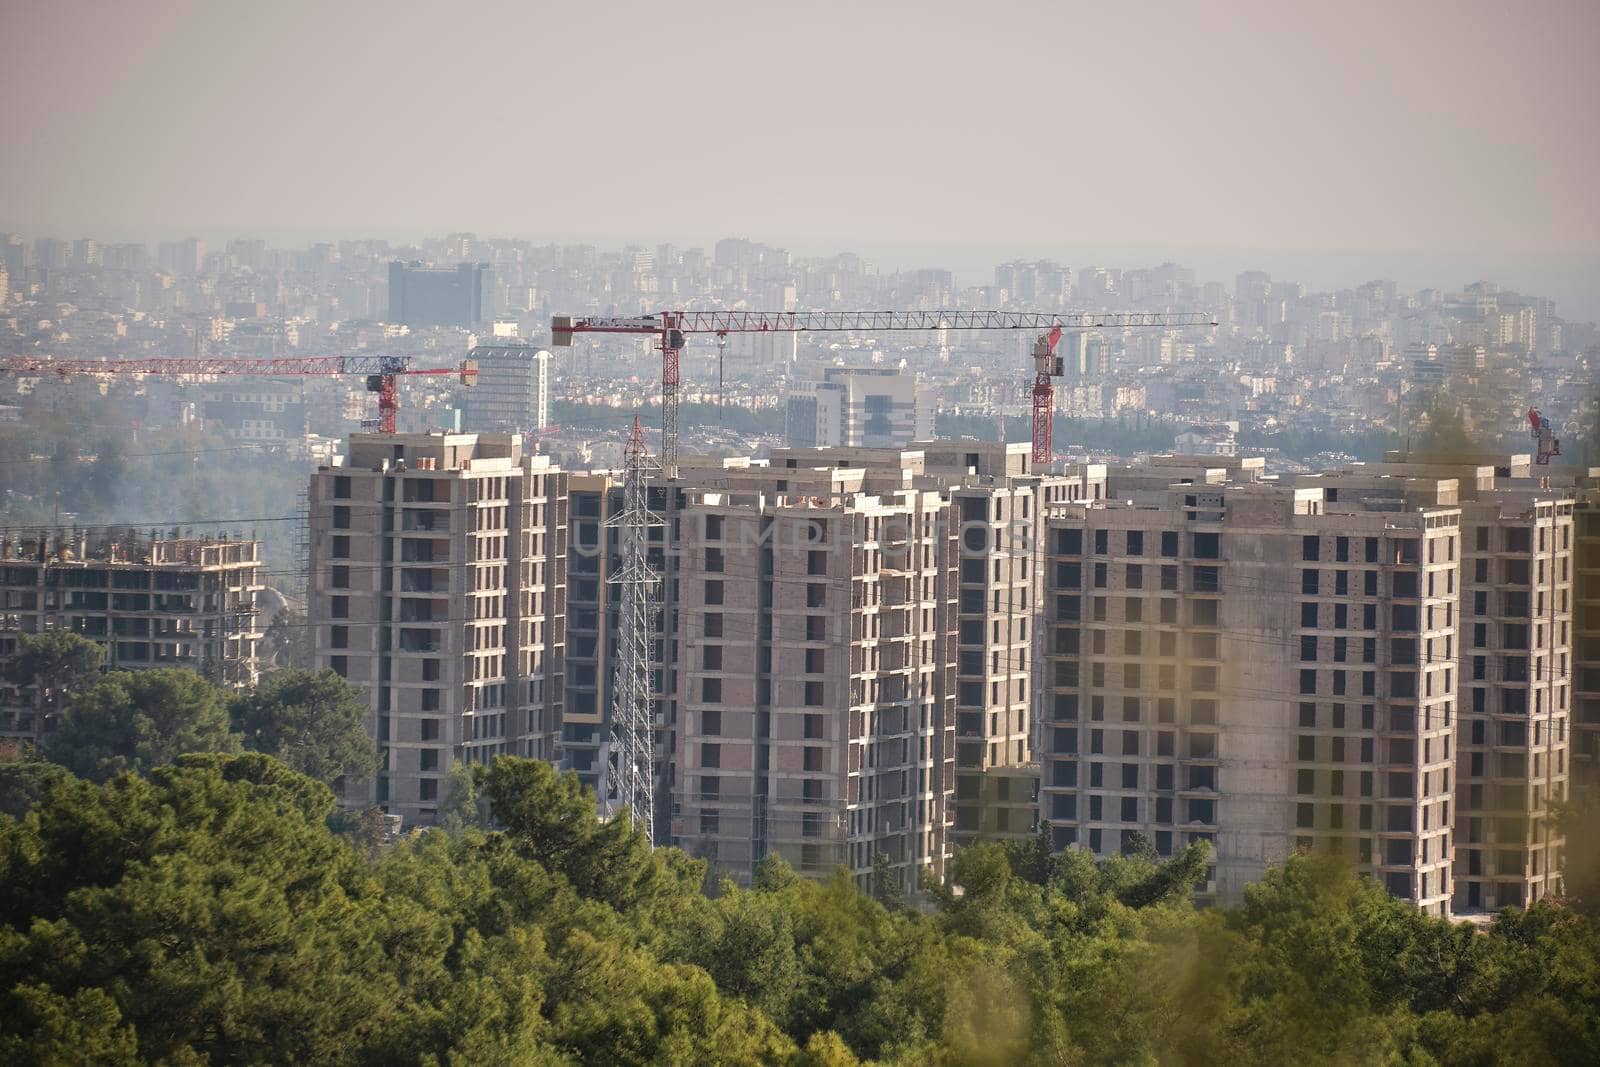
[200,378,307,442]
[561,449,964,892]
[308,432,566,825]
[912,442,1098,845]
[157,237,205,274]
[463,343,549,433]
[0,533,263,742]
[560,471,624,797]
[387,261,495,329]
[785,366,932,449]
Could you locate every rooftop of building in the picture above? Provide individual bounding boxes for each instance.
[1380,450,1533,479]
[331,431,558,473]
[0,530,260,568]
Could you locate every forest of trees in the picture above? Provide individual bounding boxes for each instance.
[2,727,1597,1064]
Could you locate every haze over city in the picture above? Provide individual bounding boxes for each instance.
[2,2,1599,1065]
[4,0,1599,309]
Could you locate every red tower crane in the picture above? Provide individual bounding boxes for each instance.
[553,309,1214,475]
[0,354,478,433]
[1032,325,1066,465]
[1528,407,1561,465]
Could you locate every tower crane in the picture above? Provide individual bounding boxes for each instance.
[0,354,478,433]
[1528,408,1561,465]
[552,309,1215,474]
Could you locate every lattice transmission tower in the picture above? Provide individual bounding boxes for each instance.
[602,417,662,841]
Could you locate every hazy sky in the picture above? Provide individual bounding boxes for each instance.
[3,0,1597,290]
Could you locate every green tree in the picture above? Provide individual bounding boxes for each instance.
[263,607,312,669]
[46,668,238,780]
[1,629,104,732]
[328,805,393,861]
[228,668,377,787]
[483,756,689,915]
[0,753,415,1063]
[871,850,907,912]
[0,757,73,820]
[438,760,493,832]
[1003,820,1055,886]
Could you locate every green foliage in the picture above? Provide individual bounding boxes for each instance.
[870,850,907,912]
[1,630,104,727]
[482,756,692,917]
[263,607,313,670]
[327,805,392,862]
[1,753,1595,1064]
[45,668,239,781]
[437,761,493,833]
[228,668,378,787]
[0,758,72,821]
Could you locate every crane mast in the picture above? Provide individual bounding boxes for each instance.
[553,308,1214,474]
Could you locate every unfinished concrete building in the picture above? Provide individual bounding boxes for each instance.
[548,441,1103,891]
[673,479,953,892]
[562,471,621,796]
[624,449,952,894]
[0,531,262,742]
[1040,460,1459,914]
[1574,479,1600,807]
[1314,452,1575,911]
[308,432,567,825]
[911,442,1104,845]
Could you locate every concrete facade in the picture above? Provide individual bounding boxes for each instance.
[913,442,1104,845]
[1040,464,1459,913]
[1320,452,1576,911]
[561,471,620,795]
[671,482,955,893]
[0,533,262,742]
[1575,483,1600,807]
[557,441,1104,893]
[308,432,566,825]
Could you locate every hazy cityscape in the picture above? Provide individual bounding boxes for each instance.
[2,2,1597,1064]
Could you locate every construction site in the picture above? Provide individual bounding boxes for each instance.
[2,297,1595,919]
[0,528,264,740]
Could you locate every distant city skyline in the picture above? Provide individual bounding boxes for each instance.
[5,223,1597,321]
[3,1,1596,306]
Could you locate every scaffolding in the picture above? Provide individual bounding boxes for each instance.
[600,417,662,841]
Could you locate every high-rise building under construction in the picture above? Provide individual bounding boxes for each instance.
[307,432,566,825]
[0,532,263,743]
[1037,452,1574,916]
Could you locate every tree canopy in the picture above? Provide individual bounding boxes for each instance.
[1,630,104,731]
[45,667,238,781]
[1,753,1595,1065]
[228,668,378,787]
[263,607,313,670]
